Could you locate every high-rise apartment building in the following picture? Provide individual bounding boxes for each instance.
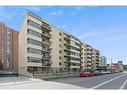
[92,48,100,70]
[81,43,93,71]
[0,22,19,72]
[19,10,101,76]
[81,43,100,72]
[19,11,52,76]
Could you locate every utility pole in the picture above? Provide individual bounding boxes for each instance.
[111,58,113,64]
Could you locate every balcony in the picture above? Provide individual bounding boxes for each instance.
[42,56,51,60]
[64,53,70,57]
[42,48,51,53]
[42,21,51,31]
[42,61,51,67]
[42,32,51,38]
[64,47,70,51]
[64,59,70,63]
[42,40,51,46]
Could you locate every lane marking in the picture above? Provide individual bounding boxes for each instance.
[0,80,42,87]
[120,79,127,89]
[90,74,127,89]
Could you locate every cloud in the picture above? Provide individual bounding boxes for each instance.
[0,7,13,19]
[69,6,84,15]
[25,6,41,11]
[62,25,67,28]
[50,10,63,15]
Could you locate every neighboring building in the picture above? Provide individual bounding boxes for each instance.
[111,62,124,72]
[81,43,92,72]
[81,43,100,72]
[92,48,100,71]
[0,22,19,72]
[100,56,107,66]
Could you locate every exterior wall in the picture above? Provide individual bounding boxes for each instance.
[81,44,93,71]
[81,43,100,72]
[0,22,19,72]
[19,10,101,76]
[92,48,100,70]
[50,26,62,70]
[19,11,52,76]
[62,32,71,71]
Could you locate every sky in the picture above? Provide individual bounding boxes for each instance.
[0,6,127,64]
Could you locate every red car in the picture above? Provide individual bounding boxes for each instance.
[80,72,94,77]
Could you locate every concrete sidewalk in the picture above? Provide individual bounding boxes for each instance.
[0,76,84,89]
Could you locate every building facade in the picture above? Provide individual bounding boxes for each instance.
[100,56,107,67]
[92,48,100,71]
[19,11,52,76]
[81,43,100,72]
[19,11,101,76]
[0,22,19,72]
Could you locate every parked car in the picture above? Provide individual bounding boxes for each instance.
[93,71,104,76]
[80,72,94,77]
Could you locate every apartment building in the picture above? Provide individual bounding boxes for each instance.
[0,22,19,72]
[92,48,100,71]
[81,43,93,72]
[19,10,101,76]
[81,43,100,72]
[19,11,52,76]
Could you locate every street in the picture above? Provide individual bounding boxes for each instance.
[0,72,127,89]
[50,72,127,89]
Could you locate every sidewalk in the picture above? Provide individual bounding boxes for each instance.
[34,73,79,80]
[0,76,84,89]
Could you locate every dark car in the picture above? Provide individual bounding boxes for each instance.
[80,72,94,77]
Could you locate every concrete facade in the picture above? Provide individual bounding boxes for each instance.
[19,10,101,76]
[81,43,100,72]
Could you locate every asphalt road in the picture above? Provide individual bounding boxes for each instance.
[0,72,127,89]
[50,72,127,89]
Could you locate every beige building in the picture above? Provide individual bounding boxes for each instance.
[81,43,100,72]
[19,11,52,76]
[92,48,100,71]
[19,10,101,76]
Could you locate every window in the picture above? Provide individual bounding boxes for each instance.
[59,38,62,42]
[27,47,42,55]
[27,29,42,38]
[59,50,61,53]
[28,19,42,30]
[27,57,42,63]
[59,44,62,48]
[27,38,42,46]
[59,62,61,65]
[70,46,80,51]
[59,32,62,36]
[59,57,61,59]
